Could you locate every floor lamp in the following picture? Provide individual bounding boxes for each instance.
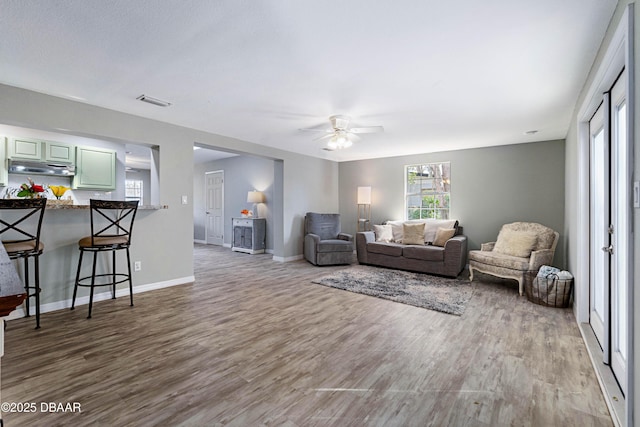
[357,186,371,231]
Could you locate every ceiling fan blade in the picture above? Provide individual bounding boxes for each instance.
[349,126,384,134]
[313,133,334,142]
[346,132,361,142]
[299,128,333,133]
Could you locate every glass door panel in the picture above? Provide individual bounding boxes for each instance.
[610,71,628,393]
[589,109,608,353]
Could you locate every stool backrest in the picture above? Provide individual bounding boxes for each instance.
[0,198,47,249]
[89,200,139,246]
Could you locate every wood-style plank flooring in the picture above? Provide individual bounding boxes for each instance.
[1,244,611,426]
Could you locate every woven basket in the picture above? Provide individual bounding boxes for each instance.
[525,272,573,308]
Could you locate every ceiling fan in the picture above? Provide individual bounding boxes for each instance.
[300,115,384,150]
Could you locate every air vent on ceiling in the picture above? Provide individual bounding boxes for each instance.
[136,94,172,107]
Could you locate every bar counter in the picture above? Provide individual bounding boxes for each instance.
[44,203,167,210]
[3,202,167,318]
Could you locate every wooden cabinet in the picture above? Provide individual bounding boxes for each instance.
[0,137,7,186]
[8,137,75,163]
[73,146,116,190]
[232,218,266,254]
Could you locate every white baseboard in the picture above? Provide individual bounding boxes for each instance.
[273,254,304,262]
[223,243,231,248]
[193,239,206,244]
[7,276,195,320]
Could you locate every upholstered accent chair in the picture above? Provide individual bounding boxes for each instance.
[468,222,559,295]
[304,212,353,266]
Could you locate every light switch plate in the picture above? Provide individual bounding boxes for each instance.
[634,181,640,208]
[181,195,188,205]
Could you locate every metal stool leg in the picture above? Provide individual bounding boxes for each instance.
[87,251,98,319]
[112,250,117,299]
[34,254,41,329]
[71,250,84,310]
[126,248,133,307]
[24,257,30,318]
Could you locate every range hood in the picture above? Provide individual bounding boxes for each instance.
[8,159,76,176]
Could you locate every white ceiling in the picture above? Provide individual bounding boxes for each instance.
[1,0,617,162]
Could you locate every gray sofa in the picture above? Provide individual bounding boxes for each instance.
[356,226,467,277]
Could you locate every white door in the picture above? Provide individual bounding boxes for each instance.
[609,71,628,392]
[589,101,608,357]
[205,171,224,246]
[589,70,629,394]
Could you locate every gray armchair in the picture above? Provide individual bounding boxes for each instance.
[304,212,354,266]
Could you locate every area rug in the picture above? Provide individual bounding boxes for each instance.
[312,265,473,315]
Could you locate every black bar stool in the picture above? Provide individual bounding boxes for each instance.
[0,198,47,329]
[71,200,138,319]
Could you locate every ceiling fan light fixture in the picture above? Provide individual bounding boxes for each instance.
[328,131,352,150]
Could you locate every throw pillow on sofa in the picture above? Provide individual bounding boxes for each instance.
[433,228,456,247]
[387,220,406,243]
[493,229,538,258]
[402,222,425,245]
[387,219,458,243]
[372,224,393,242]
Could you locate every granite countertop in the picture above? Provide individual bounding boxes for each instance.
[45,203,167,210]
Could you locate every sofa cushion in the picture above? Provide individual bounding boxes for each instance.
[420,219,458,243]
[366,242,404,257]
[402,222,425,245]
[387,220,406,243]
[468,250,529,270]
[403,245,444,261]
[387,219,458,243]
[373,224,393,242]
[501,222,556,251]
[317,239,353,253]
[433,228,456,247]
[493,229,538,258]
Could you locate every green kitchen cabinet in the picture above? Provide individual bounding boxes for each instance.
[8,137,75,163]
[0,137,7,186]
[8,137,42,160]
[73,146,116,190]
[44,141,75,163]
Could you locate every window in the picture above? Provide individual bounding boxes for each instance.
[125,179,143,204]
[405,162,450,219]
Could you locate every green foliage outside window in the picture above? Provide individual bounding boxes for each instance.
[405,163,450,220]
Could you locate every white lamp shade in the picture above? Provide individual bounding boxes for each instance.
[247,191,265,203]
[357,186,371,205]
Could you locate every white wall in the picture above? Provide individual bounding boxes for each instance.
[564,1,639,423]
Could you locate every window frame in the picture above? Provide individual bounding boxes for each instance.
[125,179,144,204]
[404,162,451,220]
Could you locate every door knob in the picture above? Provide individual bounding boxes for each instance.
[602,245,614,254]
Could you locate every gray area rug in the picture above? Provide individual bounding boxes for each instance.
[312,265,473,315]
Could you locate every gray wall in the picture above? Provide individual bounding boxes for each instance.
[194,155,275,250]
[0,83,340,306]
[339,139,566,267]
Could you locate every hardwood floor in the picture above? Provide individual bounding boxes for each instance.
[2,244,611,426]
